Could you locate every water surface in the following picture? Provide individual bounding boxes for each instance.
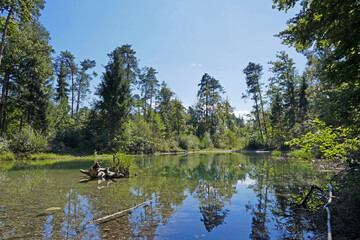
[0,153,331,239]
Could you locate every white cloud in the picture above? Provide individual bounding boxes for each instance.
[191,63,203,68]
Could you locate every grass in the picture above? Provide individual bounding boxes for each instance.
[0,151,113,161]
[288,149,314,159]
[0,151,16,161]
[272,150,282,157]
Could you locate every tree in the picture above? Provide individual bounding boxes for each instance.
[0,20,53,133]
[96,47,131,139]
[61,50,78,119]
[117,44,139,88]
[297,75,308,122]
[272,0,360,129]
[272,0,359,86]
[138,66,159,118]
[197,73,225,136]
[0,0,45,67]
[53,54,70,103]
[268,51,297,130]
[243,62,267,141]
[156,81,174,135]
[75,59,96,117]
[169,98,187,135]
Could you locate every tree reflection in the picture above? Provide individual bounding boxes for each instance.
[246,160,270,240]
[0,154,334,239]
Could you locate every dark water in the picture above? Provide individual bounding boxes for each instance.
[0,153,332,239]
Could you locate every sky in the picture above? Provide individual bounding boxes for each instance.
[39,0,307,116]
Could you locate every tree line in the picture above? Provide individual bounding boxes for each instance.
[0,0,358,160]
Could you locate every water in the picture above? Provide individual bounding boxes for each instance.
[0,153,332,239]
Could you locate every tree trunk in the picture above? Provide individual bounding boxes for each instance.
[71,71,74,119]
[258,83,268,136]
[76,83,81,117]
[255,99,264,141]
[0,10,13,68]
[0,72,10,133]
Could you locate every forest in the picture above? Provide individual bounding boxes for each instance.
[0,0,358,163]
[0,0,359,239]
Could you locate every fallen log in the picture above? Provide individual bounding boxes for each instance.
[324,183,333,240]
[80,161,124,179]
[87,196,159,224]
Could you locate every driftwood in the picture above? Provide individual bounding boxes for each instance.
[87,196,159,224]
[80,161,124,179]
[324,183,333,240]
[300,169,349,240]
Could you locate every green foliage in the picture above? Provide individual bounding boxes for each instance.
[288,149,314,160]
[0,136,9,154]
[179,134,200,150]
[288,119,359,162]
[271,150,282,157]
[120,118,158,154]
[199,132,213,149]
[0,151,16,161]
[96,46,132,138]
[243,62,267,141]
[9,126,48,157]
[104,153,138,177]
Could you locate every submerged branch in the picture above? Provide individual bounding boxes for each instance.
[301,184,324,209]
[87,196,159,224]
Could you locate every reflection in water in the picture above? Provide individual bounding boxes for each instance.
[0,154,332,239]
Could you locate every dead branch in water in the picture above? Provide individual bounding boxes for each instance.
[301,184,324,209]
[86,196,159,224]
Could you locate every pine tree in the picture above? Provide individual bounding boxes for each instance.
[138,67,159,118]
[75,59,96,117]
[197,73,225,136]
[243,62,267,141]
[268,51,297,130]
[96,47,131,139]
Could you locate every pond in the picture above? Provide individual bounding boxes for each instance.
[0,153,332,239]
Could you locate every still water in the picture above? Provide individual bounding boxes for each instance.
[0,153,332,239]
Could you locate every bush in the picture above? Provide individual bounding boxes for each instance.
[288,118,360,162]
[199,132,213,149]
[0,151,16,161]
[288,149,314,159]
[0,136,10,154]
[246,136,264,150]
[156,138,180,152]
[125,137,157,154]
[272,150,282,157]
[9,126,48,158]
[104,153,138,177]
[179,134,200,150]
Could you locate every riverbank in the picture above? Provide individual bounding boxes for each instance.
[0,149,275,162]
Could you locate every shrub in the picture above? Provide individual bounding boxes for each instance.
[288,119,359,162]
[288,149,314,159]
[199,132,213,149]
[156,138,180,152]
[272,150,282,157]
[104,153,138,177]
[0,136,10,154]
[9,126,48,158]
[0,151,16,161]
[179,134,200,150]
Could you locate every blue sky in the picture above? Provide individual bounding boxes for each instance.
[40,0,306,116]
